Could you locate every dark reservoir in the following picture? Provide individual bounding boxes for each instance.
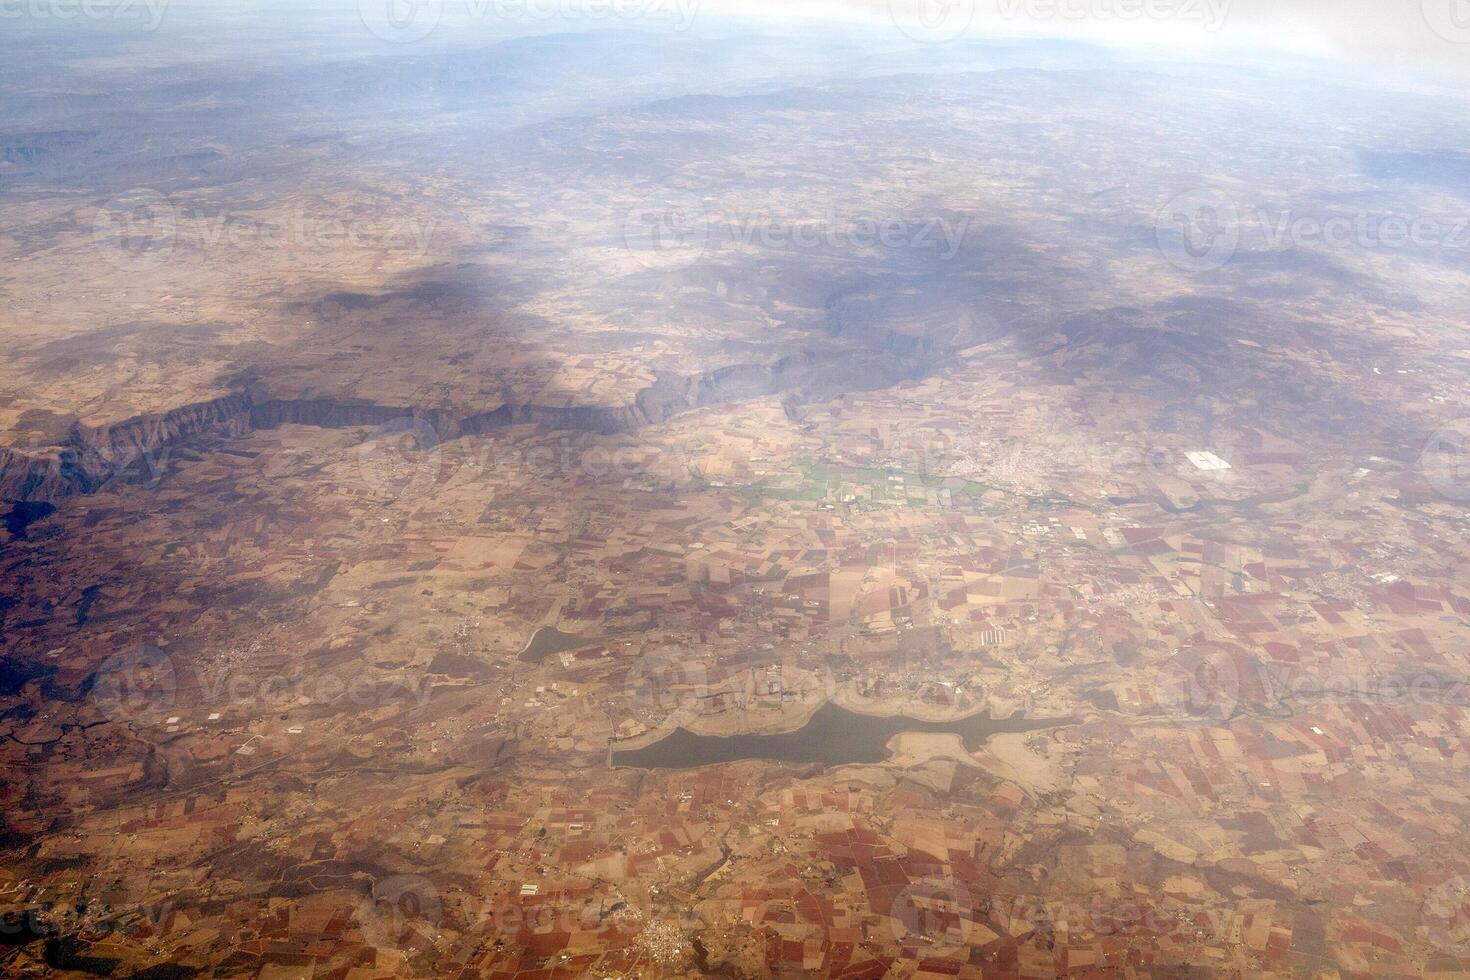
[517,626,589,664]
[613,701,1068,770]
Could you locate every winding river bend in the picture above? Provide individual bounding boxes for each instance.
[613,701,1068,770]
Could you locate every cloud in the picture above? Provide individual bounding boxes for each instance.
[691,0,1470,78]
[1218,0,1470,70]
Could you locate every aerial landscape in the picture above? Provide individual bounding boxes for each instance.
[1,0,1468,976]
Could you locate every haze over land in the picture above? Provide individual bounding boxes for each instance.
[1,3,1468,977]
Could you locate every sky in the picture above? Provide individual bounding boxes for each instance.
[10,0,1463,89]
[692,0,1470,77]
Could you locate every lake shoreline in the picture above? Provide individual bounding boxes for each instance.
[611,700,1071,771]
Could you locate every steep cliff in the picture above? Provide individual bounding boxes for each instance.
[1,394,252,505]
[0,335,955,507]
